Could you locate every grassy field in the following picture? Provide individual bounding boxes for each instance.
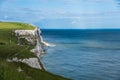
[0,22,70,80]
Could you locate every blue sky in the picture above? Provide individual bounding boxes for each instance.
[0,0,120,29]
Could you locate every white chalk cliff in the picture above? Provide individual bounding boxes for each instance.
[15,27,48,57]
[9,27,48,70]
[7,57,42,69]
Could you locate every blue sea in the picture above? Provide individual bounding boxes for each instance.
[41,29,120,80]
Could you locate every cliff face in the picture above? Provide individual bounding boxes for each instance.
[7,57,42,69]
[0,22,70,80]
[12,27,47,70]
[14,27,45,57]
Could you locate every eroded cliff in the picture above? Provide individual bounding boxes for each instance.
[10,27,48,70]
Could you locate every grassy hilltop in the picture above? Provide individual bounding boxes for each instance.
[0,22,69,80]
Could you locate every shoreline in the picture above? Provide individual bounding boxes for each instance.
[0,22,70,80]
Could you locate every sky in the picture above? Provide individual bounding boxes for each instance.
[0,0,120,29]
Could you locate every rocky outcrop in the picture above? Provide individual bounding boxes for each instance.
[7,57,42,69]
[15,30,36,45]
[9,27,48,70]
[14,27,48,57]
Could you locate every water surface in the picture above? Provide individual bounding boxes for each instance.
[42,29,120,80]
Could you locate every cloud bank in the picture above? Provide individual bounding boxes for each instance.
[0,0,120,29]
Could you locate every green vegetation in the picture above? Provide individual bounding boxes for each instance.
[0,22,70,80]
[0,22,35,59]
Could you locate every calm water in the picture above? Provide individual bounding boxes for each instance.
[41,29,120,80]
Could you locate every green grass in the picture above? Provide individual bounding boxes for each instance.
[0,22,36,59]
[0,59,69,80]
[0,22,70,80]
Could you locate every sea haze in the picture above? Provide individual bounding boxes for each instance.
[41,29,120,80]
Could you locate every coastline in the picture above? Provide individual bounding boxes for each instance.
[0,22,70,80]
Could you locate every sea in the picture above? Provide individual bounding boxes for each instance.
[41,29,120,80]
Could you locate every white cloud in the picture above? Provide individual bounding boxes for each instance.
[4,15,8,19]
[63,0,79,3]
[63,0,113,3]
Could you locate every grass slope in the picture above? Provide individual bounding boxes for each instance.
[0,22,70,80]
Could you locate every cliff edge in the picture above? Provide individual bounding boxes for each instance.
[0,22,70,80]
